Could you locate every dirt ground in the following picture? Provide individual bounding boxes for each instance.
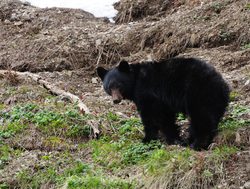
[0,0,250,188]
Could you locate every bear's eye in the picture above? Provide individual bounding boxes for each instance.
[109,81,120,90]
[115,83,122,89]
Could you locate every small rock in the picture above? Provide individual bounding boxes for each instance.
[92,77,98,84]
[246,163,250,173]
[95,39,102,46]
[4,96,17,105]
[245,80,250,86]
[58,95,71,102]
[235,132,241,143]
[22,1,31,6]
[10,13,18,21]
[4,19,11,24]
[14,21,24,26]
[22,12,32,21]
[243,181,250,189]
[42,30,49,35]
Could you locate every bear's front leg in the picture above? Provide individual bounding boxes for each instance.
[135,97,160,143]
[140,114,159,143]
[137,105,160,143]
[140,108,181,145]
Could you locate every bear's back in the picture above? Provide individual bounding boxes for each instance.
[133,57,229,113]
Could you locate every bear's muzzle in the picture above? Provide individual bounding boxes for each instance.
[111,89,123,104]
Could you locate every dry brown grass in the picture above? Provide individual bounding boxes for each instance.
[3,69,20,85]
[0,0,249,73]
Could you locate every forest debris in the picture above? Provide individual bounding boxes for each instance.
[91,77,98,84]
[0,69,99,137]
[235,132,241,144]
[4,96,17,105]
[244,181,250,189]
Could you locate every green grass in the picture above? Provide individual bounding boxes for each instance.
[210,2,224,13]
[142,148,194,176]
[0,145,22,169]
[91,139,162,170]
[0,183,9,189]
[0,103,5,111]
[17,167,58,189]
[16,158,135,189]
[61,162,135,189]
[229,91,240,101]
[219,104,250,131]
[140,145,238,188]
[0,100,249,189]
[245,3,250,10]
[66,175,134,189]
[61,144,237,189]
[0,145,12,169]
[0,121,27,140]
[0,103,91,138]
[89,115,151,171]
[241,43,250,50]
[177,113,187,121]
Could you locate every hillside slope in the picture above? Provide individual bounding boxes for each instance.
[0,0,249,188]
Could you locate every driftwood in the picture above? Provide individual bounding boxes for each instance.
[0,70,100,138]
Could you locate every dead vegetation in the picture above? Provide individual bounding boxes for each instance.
[0,0,249,73]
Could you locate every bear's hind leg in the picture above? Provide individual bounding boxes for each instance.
[189,113,218,150]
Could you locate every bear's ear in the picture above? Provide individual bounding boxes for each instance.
[97,67,108,81]
[118,60,130,73]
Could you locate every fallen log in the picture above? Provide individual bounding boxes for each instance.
[0,70,100,138]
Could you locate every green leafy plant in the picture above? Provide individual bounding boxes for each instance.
[219,105,250,130]
[177,113,187,121]
[245,3,250,10]
[17,167,57,189]
[229,91,239,101]
[0,103,91,138]
[210,2,224,13]
[66,175,134,189]
[0,122,27,140]
[122,141,162,165]
[241,43,250,50]
[0,145,12,169]
[0,183,9,189]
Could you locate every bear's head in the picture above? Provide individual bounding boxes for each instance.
[97,60,135,104]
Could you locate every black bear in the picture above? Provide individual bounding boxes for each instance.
[97,58,229,150]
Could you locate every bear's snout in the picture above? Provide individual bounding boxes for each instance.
[111,89,123,104]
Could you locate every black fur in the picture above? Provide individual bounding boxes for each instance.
[97,58,230,150]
